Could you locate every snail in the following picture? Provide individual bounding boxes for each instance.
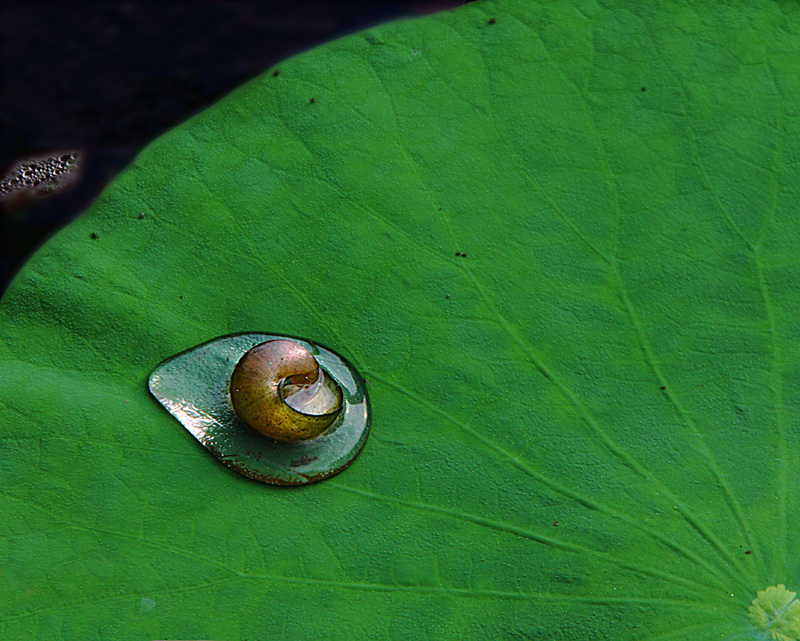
[230,339,343,442]
[149,332,370,485]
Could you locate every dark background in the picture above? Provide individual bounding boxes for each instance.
[0,0,466,296]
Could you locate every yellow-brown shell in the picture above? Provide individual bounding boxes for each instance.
[230,339,343,442]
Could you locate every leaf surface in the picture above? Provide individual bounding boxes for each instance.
[2,0,800,638]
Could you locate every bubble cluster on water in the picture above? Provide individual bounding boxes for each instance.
[0,151,81,200]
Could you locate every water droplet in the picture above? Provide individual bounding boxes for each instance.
[148,333,370,486]
[138,597,155,613]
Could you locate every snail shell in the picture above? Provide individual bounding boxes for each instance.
[230,339,343,442]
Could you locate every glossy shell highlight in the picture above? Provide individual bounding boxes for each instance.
[230,339,343,442]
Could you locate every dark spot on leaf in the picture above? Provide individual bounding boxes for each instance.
[90,232,99,239]
[138,212,145,220]
[310,98,316,104]
[745,550,752,555]
[488,17,496,24]
[273,69,280,77]
[553,521,559,526]
[660,386,666,390]
[291,454,318,467]
[446,294,451,299]
[641,87,646,91]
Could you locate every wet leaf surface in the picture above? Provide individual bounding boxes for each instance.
[149,333,369,485]
[2,0,800,638]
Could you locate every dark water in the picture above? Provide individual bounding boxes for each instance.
[0,0,464,296]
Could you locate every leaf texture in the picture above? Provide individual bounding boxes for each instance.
[2,0,800,638]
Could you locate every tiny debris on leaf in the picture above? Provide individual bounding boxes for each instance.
[291,454,318,467]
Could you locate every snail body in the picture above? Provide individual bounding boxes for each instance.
[230,339,343,442]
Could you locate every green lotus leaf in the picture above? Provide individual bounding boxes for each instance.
[2,0,800,638]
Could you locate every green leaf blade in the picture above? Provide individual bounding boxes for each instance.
[3,0,800,638]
